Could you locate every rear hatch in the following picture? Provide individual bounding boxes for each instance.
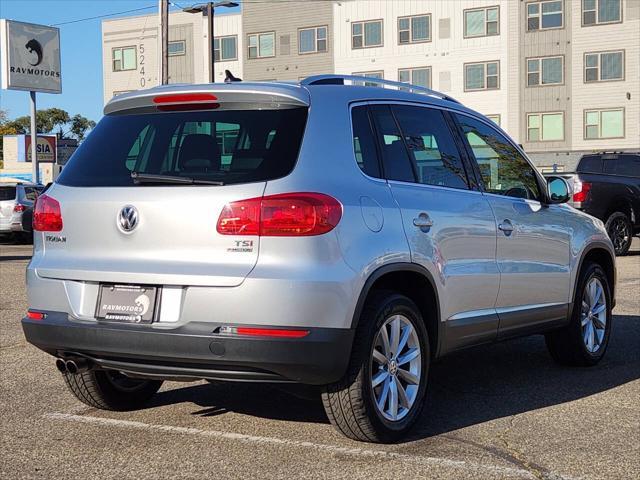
[0,186,17,229]
[33,85,309,286]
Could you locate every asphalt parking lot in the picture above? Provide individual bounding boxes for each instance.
[1,236,638,480]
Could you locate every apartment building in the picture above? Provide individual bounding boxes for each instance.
[102,0,639,170]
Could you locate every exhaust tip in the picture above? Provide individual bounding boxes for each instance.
[55,358,67,374]
[65,360,79,374]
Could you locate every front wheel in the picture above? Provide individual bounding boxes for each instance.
[322,292,429,443]
[605,212,632,256]
[63,369,163,411]
[546,262,612,366]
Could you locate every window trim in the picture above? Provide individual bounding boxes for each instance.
[112,45,137,72]
[168,40,186,57]
[298,25,328,55]
[397,66,432,88]
[351,19,384,49]
[463,6,500,39]
[247,31,276,59]
[214,35,238,62]
[463,60,500,92]
[583,108,625,140]
[397,14,432,44]
[526,111,565,142]
[581,0,623,27]
[525,0,565,32]
[583,50,625,83]
[525,55,564,87]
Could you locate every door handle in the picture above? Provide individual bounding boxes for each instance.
[498,219,514,236]
[413,213,433,231]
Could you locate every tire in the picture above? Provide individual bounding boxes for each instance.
[605,212,632,256]
[545,262,612,367]
[322,291,430,443]
[62,369,163,411]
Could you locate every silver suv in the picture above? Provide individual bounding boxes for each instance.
[22,76,616,442]
[0,183,43,242]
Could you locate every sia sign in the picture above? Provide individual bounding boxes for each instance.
[25,135,56,163]
[0,20,62,93]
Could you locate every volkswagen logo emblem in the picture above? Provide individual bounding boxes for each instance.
[118,205,139,233]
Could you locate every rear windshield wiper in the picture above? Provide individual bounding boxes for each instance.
[131,172,224,186]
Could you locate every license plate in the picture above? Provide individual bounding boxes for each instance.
[96,285,159,323]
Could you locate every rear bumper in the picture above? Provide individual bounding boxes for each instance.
[22,312,354,385]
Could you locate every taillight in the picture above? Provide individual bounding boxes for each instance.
[33,194,63,232]
[13,204,26,213]
[573,181,592,203]
[217,193,342,237]
[153,93,219,111]
[26,310,46,320]
[219,326,310,338]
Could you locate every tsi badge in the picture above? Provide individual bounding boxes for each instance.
[227,240,254,253]
[118,205,139,233]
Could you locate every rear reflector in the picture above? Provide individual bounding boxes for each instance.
[13,204,26,213]
[573,181,592,203]
[27,310,46,320]
[153,93,220,111]
[219,326,310,338]
[217,192,342,237]
[33,194,63,232]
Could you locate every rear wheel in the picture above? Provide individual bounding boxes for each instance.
[62,369,163,411]
[545,262,612,366]
[322,291,429,443]
[605,212,632,256]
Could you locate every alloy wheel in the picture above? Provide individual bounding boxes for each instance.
[370,314,421,422]
[581,278,607,353]
[609,218,630,253]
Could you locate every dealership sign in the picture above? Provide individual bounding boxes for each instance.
[0,19,62,93]
[26,135,56,163]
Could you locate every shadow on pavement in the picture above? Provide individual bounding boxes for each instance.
[148,313,639,436]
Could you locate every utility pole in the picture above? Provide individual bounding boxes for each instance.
[207,2,214,83]
[160,0,169,84]
[29,91,38,184]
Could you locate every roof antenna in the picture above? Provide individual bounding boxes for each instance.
[224,70,242,83]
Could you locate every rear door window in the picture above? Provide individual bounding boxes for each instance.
[369,105,415,183]
[391,105,469,189]
[57,108,308,187]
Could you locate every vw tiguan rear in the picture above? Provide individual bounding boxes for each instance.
[23,77,616,442]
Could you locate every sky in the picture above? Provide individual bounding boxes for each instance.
[0,0,241,123]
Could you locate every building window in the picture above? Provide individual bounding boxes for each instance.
[585,51,624,82]
[168,40,186,56]
[526,56,563,86]
[398,14,431,44]
[112,46,136,71]
[352,20,383,49]
[299,26,328,54]
[582,0,621,25]
[526,1,563,31]
[584,108,624,139]
[352,71,383,87]
[464,61,499,91]
[486,114,501,126]
[248,32,275,59]
[464,6,499,38]
[214,35,237,61]
[398,67,431,88]
[527,112,564,141]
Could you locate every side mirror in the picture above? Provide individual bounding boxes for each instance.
[546,176,570,204]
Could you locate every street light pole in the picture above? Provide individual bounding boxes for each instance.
[183,1,238,84]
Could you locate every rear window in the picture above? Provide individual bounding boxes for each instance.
[0,187,17,201]
[602,155,640,177]
[576,155,602,174]
[57,108,308,187]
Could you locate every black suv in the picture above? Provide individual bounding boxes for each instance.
[547,153,639,255]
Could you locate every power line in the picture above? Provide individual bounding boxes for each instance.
[51,5,157,27]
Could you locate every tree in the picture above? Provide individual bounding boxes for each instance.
[6,107,71,135]
[70,114,97,142]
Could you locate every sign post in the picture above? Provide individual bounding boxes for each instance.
[1,19,62,184]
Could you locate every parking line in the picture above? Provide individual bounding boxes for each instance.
[44,412,552,479]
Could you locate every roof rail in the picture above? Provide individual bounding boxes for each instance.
[300,74,460,104]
